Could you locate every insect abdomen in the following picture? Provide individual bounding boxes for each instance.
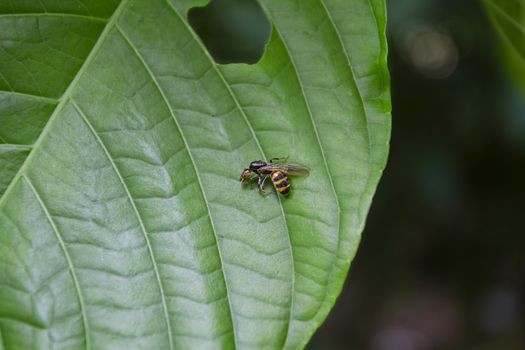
[271,171,290,196]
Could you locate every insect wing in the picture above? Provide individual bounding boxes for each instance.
[283,164,310,176]
[258,163,285,173]
[260,163,310,176]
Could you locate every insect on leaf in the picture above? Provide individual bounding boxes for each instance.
[0,0,391,348]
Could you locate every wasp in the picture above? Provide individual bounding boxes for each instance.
[240,158,310,196]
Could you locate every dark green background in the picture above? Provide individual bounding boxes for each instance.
[190,0,525,349]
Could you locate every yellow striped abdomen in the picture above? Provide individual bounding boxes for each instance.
[270,170,290,196]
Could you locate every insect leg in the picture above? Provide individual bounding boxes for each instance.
[258,174,269,194]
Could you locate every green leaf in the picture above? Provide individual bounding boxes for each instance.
[484,0,525,93]
[0,0,390,349]
[484,0,525,60]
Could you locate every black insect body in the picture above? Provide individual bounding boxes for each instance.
[240,158,310,196]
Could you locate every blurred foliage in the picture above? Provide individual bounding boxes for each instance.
[188,0,271,63]
[311,0,525,349]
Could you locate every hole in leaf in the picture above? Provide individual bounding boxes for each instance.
[188,0,271,64]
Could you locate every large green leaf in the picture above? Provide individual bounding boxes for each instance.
[0,0,390,349]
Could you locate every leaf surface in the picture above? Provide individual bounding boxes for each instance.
[484,0,525,60]
[484,0,525,93]
[0,0,390,349]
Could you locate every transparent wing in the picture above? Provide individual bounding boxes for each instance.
[260,163,310,176]
[284,164,310,176]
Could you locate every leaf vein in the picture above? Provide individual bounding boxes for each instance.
[23,175,90,348]
[71,99,174,350]
[115,24,237,346]
[319,0,371,154]
[257,2,342,346]
[486,0,525,34]
[0,12,108,23]
[0,90,58,104]
[163,3,296,348]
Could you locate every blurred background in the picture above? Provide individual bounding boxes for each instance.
[189,0,525,349]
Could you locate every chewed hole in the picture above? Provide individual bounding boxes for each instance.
[188,0,271,64]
